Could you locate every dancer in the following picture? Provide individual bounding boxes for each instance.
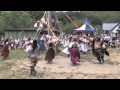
[1,39,9,60]
[26,40,40,76]
[80,37,88,54]
[68,38,80,65]
[45,41,55,64]
[84,34,109,64]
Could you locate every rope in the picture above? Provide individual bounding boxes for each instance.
[46,17,59,40]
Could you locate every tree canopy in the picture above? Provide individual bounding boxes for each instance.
[0,11,120,34]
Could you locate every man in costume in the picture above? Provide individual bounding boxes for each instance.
[84,34,109,64]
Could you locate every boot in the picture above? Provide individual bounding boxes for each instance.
[97,57,101,64]
[3,57,5,60]
[30,66,34,76]
[3,56,7,60]
[32,67,37,76]
[48,60,51,64]
[101,57,104,64]
[50,60,52,64]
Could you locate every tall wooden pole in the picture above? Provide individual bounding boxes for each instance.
[54,11,62,36]
[48,11,52,36]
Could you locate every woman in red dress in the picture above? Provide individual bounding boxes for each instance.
[1,39,9,60]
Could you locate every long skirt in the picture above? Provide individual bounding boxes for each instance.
[1,45,9,57]
[70,47,80,64]
[62,47,70,55]
[45,48,55,61]
[80,43,88,52]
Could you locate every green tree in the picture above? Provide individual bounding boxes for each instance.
[26,11,44,20]
[0,16,6,34]
[2,11,33,29]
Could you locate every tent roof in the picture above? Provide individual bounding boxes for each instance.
[74,19,96,32]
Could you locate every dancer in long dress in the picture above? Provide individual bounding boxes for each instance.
[1,39,9,60]
[68,38,80,64]
[62,45,71,62]
[62,46,69,55]
[45,42,55,64]
[80,40,88,54]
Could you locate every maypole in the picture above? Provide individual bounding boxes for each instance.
[35,11,61,40]
[53,11,63,37]
[46,11,59,40]
[46,11,60,40]
[34,11,47,39]
[48,11,52,36]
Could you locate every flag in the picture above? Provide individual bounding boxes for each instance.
[41,17,47,25]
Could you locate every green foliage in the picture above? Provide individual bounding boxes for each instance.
[10,11,32,28]
[63,23,74,33]
[9,50,27,60]
[1,11,120,34]
[26,11,44,20]
[59,11,120,33]
[1,11,34,30]
[0,16,6,32]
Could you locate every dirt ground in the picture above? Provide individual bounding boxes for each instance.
[10,51,120,79]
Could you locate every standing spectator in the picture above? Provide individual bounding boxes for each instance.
[15,38,19,49]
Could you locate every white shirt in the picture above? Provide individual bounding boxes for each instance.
[26,45,40,58]
[68,42,80,48]
[15,39,19,44]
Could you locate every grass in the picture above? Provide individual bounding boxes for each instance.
[0,49,57,79]
[9,50,27,60]
[0,50,27,79]
[0,47,120,79]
